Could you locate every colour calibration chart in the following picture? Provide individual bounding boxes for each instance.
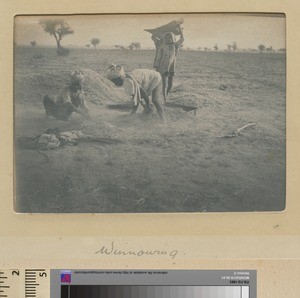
[52,270,256,298]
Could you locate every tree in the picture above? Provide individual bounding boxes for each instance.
[115,44,126,50]
[115,45,126,50]
[30,41,37,47]
[227,44,232,51]
[232,42,237,51]
[134,42,141,50]
[86,44,90,48]
[258,44,266,53]
[213,44,218,51]
[39,19,73,50]
[91,38,100,49]
[128,42,141,50]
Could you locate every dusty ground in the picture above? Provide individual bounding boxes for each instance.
[14,47,286,213]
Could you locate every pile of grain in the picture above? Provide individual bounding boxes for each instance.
[82,68,125,104]
[14,68,125,105]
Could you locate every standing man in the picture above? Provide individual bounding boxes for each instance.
[43,70,90,121]
[107,64,166,122]
[153,27,184,102]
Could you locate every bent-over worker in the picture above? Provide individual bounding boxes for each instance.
[107,64,166,122]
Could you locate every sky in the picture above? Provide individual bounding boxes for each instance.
[14,14,286,50]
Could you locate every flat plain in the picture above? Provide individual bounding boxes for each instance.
[14,47,286,213]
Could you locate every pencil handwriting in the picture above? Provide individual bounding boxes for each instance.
[95,241,179,259]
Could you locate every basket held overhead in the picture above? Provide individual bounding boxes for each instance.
[144,18,184,39]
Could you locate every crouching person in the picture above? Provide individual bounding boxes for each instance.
[43,70,90,121]
[107,64,166,122]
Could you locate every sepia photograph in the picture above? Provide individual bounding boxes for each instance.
[14,13,286,213]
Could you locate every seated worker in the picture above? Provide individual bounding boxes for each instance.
[43,70,90,121]
[107,64,166,122]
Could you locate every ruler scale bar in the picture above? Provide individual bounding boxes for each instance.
[25,275,36,277]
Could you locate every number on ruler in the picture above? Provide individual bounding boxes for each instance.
[12,271,20,276]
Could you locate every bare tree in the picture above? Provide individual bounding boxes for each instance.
[227,44,232,51]
[30,41,37,47]
[213,44,218,51]
[91,38,100,49]
[39,19,73,51]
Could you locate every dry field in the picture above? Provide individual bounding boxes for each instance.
[14,47,286,213]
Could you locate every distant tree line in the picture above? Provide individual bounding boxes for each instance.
[32,20,288,55]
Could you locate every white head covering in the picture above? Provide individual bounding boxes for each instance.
[107,64,125,80]
[70,70,85,84]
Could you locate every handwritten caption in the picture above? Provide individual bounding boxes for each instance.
[95,241,179,259]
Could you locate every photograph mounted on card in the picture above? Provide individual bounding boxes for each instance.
[13,13,286,213]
